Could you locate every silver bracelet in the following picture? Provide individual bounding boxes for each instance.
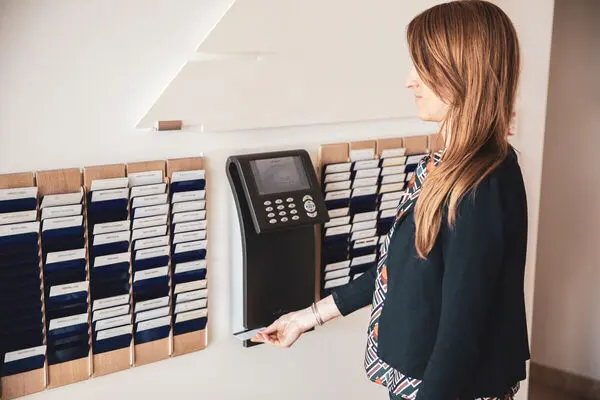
[311,302,324,326]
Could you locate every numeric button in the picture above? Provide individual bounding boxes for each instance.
[281,217,288,222]
[264,201,272,206]
[279,211,287,216]
[288,203,296,209]
[290,209,298,215]
[275,199,283,204]
[269,219,277,224]
[267,213,275,218]
[286,197,294,203]
[266,206,273,212]
[292,216,300,221]
[277,205,285,210]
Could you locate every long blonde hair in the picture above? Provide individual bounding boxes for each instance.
[407,0,520,258]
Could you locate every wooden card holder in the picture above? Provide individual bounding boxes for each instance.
[127,162,172,366]
[36,168,92,389]
[428,133,445,153]
[82,164,133,377]
[0,173,47,399]
[376,138,405,157]
[403,135,429,155]
[166,157,208,356]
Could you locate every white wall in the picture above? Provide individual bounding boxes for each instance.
[531,0,600,381]
[0,1,553,399]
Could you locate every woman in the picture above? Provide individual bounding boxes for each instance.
[252,1,530,399]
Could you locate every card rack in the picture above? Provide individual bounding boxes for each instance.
[83,163,133,377]
[317,135,433,300]
[36,168,91,389]
[166,157,208,357]
[123,161,171,367]
[0,173,46,400]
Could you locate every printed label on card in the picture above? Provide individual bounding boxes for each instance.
[94,252,130,268]
[49,313,88,331]
[93,294,130,311]
[381,191,405,202]
[172,210,206,224]
[325,190,351,201]
[324,163,351,174]
[93,304,130,322]
[132,214,167,230]
[381,174,405,184]
[135,296,170,313]
[134,266,168,282]
[175,240,207,254]
[172,190,205,203]
[175,260,207,274]
[175,299,207,314]
[324,172,351,183]
[49,281,88,297]
[381,165,405,177]
[381,148,407,158]
[173,230,206,245]
[90,177,129,191]
[325,224,351,237]
[135,246,169,261]
[46,248,86,264]
[354,237,379,249]
[174,280,207,294]
[380,183,406,194]
[132,193,168,209]
[97,324,132,341]
[174,220,207,233]
[132,225,167,241]
[380,199,400,210]
[94,230,130,246]
[381,208,398,219]
[353,211,378,223]
[353,159,380,170]
[0,221,39,237]
[350,148,375,162]
[325,180,351,192]
[128,170,163,187]
[42,215,82,231]
[325,268,350,281]
[324,216,351,228]
[353,220,376,232]
[135,235,169,251]
[352,253,377,266]
[324,276,350,289]
[135,306,170,323]
[176,308,207,323]
[4,345,46,363]
[94,220,130,235]
[91,188,129,203]
[130,183,166,198]
[382,156,407,167]
[137,315,171,332]
[41,204,81,220]
[176,289,207,303]
[328,207,349,218]
[134,204,169,219]
[172,200,206,214]
[352,228,377,241]
[352,186,377,197]
[0,187,37,201]
[0,210,37,226]
[41,190,83,208]
[172,169,205,183]
[324,260,351,272]
[354,168,380,179]
[353,177,378,188]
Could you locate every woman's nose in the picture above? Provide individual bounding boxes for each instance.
[405,66,419,89]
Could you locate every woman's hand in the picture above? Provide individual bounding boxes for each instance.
[251,307,317,348]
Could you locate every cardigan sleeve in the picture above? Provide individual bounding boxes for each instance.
[331,263,377,316]
[417,177,505,400]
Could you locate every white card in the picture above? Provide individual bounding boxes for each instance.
[381,165,406,176]
[132,214,167,230]
[137,315,171,332]
[172,169,205,183]
[353,159,380,170]
[131,225,167,241]
[128,170,163,187]
[94,252,130,268]
[134,204,169,219]
[354,237,379,249]
[49,281,88,297]
[93,220,130,235]
[174,230,206,244]
[172,200,206,214]
[135,245,169,261]
[352,253,377,266]
[175,240,207,254]
[324,163,351,174]
[324,260,351,272]
[0,187,37,201]
[90,177,129,191]
[176,289,208,303]
[382,156,407,167]
[94,230,130,246]
[0,210,37,226]
[135,296,170,313]
[96,324,132,341]
[381,208,397,219]
[352,220,376,232]
[353,211,378,223]
[325,267,350,281]
[380,199,400,210]
[325,224,351,237]
[381,191,405,202]
[93,304,130,322]
[42,215,82,231]
[175,298,207,314]
[172,210,206,224]
[41,189,83,208]
[350,148,375,162]
[324,276,350,288]
[134,266,168,282]
[381,174,406,184]
[328,207,349,218]
[381,148,406,158]
[352,228,377,241]
[4,345,46,363]
[324,216,351,228]
[41,204,82,220]
[407,154,426,164]
[174,220,207,233]
[354,168,380,179]
[0,221,39,237]
[325,190,351,201]
[130,183,167,198]
[324,172,351,183]
[91,188,129,202]
[175,260,207,274]
[172,190,205,203]
[46,248,86,265]
[93,294,130,311]
[380,183,406,194]
[132,193,168,209]
[324,180,351,193]
[135,235,169,251]
[49,313,88,331]
[352,186,377,197]
[177,308,208,324]
[174,280,207,294]
[135,306,169,323]
[353,176,378,188]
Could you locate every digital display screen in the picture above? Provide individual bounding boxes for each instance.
[250,156,310,195]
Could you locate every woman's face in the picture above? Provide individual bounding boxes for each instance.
[405,65,449,123]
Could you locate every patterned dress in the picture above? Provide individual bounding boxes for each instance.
[363,150,519,400]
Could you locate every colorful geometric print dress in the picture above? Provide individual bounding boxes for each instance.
[363,150,519,400]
